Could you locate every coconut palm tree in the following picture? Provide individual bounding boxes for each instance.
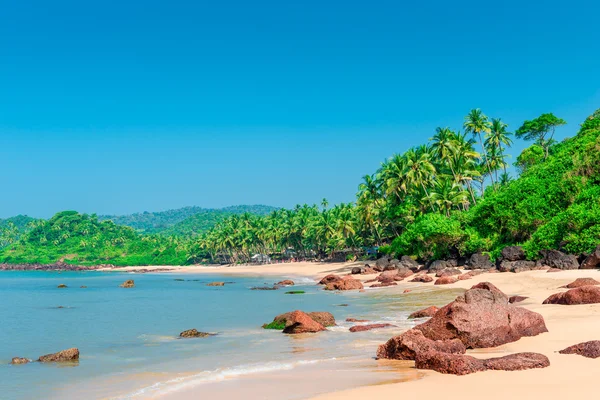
[464,108,494,189]
[486,118,513,176]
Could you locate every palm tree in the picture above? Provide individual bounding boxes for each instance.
[464,108,494,189]
[404,146,437,212]
[486,118,513,176]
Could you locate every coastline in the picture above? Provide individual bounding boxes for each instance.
[110,262,600,400]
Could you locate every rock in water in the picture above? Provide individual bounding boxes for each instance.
[318,274,342,285]
[119,280,135,288]
[559,341,600,358]
[206,281,224,287]
[10,357,31,365]
[276,280,295,286]
[376,329,466,360]
[414,282,548,348]
[349,323,395,332]
[408,306,439,319]
[282,310,326,334]
[306,312,336,327]
[561,277,600,288]
[57,284,67,288]
[179,329,212,338]
[580,245,600,269]
[324,278,363,291]
[38,348,79,362]
[543,286,600,305]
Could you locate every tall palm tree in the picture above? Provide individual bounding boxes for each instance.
[463,108,494,189]
[404,146,437,212]
[485,118,513,176]
[431,127,458,181]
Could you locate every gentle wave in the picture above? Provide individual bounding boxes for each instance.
[115,358,337,399]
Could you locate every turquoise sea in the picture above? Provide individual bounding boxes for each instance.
[0,271,461,399]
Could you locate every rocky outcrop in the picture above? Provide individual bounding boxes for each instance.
[349,323,395,332]
[251,286,278,290]
[10,357,30,365]
[410,274,434,283]
[376,329,466,360]
[559,341,600,359]
[543,286,600,305]
[375,257,392,271]
[561,277,600,288]
[498,260,537,273]
[539,250,579,270]
[306,312,336,327]
[415,282,548,348]
[434,276,458,285]
[400,256,420,270]
[38,348,79,362]
[580,246,600,269]
[324,277,363,291]
[179,329,213,338]
[465,253,494,270]
[415,351,550,375]
[428,260,451,272]
[120,280,135,288]
[408,306,439,319]
[282,310,326,334]
[509,295,528,303]
[435,268,461,278]
[276,280,295,286]
[501,246,525,262]
[319,274,341,285]
[351,267,363,274]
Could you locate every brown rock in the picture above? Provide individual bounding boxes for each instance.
[397,267,414,279]
[319,274,342,285]
[483,352,550,371]
[282,310,326,334]
[408,306,439,319]
[410,274,434,283]
[376,329,466,360]
[403,289,412,293]
[580,245,600,269]
[350,323,395,332]
[57,284,67,288]
[547,268,562,273]
[179,329,212,338]
[415,350,486,375]
[307,312,336,327]
[346,318,369,322]
[38,348,79,362]
[415,282,548,348]
[324,278,363,291]
[435,268,461,278]
[377,270,399,282]
[351,267,363,274]
[543,286,600,305]
[457,270,483,281]
[10,357,30,365]
[362,267,378,274]
[561,277,600,289]
[434,276,458,285]
[559,341,600,358]
[370,282,397,288]
[120,280,135,288]
[276,280,295,286]
[509,295,528,303]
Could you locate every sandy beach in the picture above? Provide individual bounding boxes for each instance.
[111,262,600,400]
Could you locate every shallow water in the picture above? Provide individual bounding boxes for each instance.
[0,271,462,399]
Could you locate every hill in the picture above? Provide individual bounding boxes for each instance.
[99,205,278,235]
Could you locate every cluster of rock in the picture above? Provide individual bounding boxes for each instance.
[540,277,600,305]
[318,274,363,291]
[264,311,336,334]
[0,262,114,271]
[11,348,80,365]
[179,329,214,338]
[377,282,550,375]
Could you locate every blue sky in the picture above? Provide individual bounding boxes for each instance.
[1,0,599,218]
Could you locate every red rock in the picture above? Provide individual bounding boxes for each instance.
[543,286,600,305]
[484,352,550,371]
[458,270,483,281]
[547,268,562,273]
[397,267,414,279]
[415,282,548,348]
[276,280,295,286]
[307,312,336,327]
[282,310,326,334]
[377,270,398,282]
[408,306,439,319]
[376,329,466,360]
[403,289,412,293]
[349,323,395,332]
[410,275,434,283]
[346,318,369,323]
[415,350,486,375]
[435,268,461,278]
[434,276,458,285]
[559,341,600,358]
[370,282,397,288]
[561,277,600,289]
[509,295,528,303]
[359,289,366,293]
[319,274,341,285]
[362,267,378,274]
[324,278,363,291]
[38,348,79,362]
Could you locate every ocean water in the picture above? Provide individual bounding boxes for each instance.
[0,271,462,399]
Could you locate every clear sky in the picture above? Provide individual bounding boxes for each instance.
[1,0,599,218]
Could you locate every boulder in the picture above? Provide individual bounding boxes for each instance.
[498,260,537,273]
[349,323,396,332]
[458,270,483,281]
[559,341,600,359]
[410,274,434,283]
[324,277,363,291]
[375,257,392,270]
[362,266,378,274]
[179,329,212,338]
[377,329,466,360]
[466,253,494,270]
[10,357,30,365]
[414,351,549,375]
[434,276,458,285]
[501,246,525,261]
[428,260,450,272]
[282,310,326,334]
[414,282,548,348]
[542,286,600,305]
[400,255,420,270]
[561,277,600,289]
[580,245,600,269]
[276,280,295,286]
[306,312,336,327]
[435,268,461,278]
[38,348,79,362]
[509,295,528,304]
[57,284,67,288]
[396,267,414,279]
[377,270,399,282]
[539,250,579,270]
[319,274,342,285]
[351,267,363,274]
[408,306,439,319]
[484,352,550,371]
[120,280,135,288]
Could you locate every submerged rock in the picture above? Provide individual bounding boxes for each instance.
[206,281,225,287]
[559,341,600,359]
[282,310,326,334]
[179,329,213,338]
[346,318,369,323]
[57,284,67,288]
[349,323,395,332]
[10,357,31,365]
[38,348,79,362]
[276,280,295,286]
[119,280,135,288]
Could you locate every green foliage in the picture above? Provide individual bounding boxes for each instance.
[515,144,544,173]
[285,290,305,294]
[262,321,286,330]
[515,113,566,158]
